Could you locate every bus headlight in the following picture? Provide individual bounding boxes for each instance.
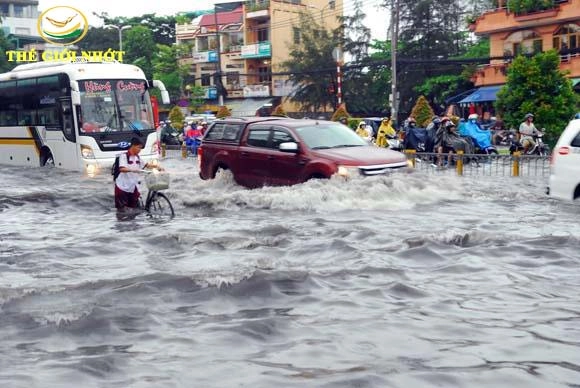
[337,165,359,178]
[81,145,95,159]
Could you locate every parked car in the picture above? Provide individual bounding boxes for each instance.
[548,117,580,200]
[198,117,409,188]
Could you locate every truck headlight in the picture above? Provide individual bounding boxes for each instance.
[81,145,95,159]
[337,165,359,178]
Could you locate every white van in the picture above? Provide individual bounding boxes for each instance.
[548,118,580,201]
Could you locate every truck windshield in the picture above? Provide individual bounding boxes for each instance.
[78,79,154,133]
[296,124,368,149]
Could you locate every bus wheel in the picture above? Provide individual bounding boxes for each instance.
[40,150,54,167]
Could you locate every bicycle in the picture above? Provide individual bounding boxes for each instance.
[139,169,175,219]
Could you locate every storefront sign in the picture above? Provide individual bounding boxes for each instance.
[243,85,270,98]
[241,42,271,59]
[192,51,218,63]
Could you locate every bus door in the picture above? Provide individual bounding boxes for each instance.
[44,97,80,169]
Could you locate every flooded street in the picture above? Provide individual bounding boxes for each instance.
[1,158,579,388]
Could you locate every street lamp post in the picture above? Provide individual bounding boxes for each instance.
[104,24,132,52]
[307,0,335,24]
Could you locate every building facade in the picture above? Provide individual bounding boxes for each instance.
[0,0,43,48]
[176,0,343,115]
[470,0,580,89]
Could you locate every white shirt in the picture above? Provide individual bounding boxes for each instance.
[519,121,537,136]
[115,152,145,193]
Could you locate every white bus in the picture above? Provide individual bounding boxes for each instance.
[0,59,170,175]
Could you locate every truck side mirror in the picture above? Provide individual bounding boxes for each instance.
[279,142,299,153]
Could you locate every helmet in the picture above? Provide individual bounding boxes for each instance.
[575,112,580,119]
[358,122,366,128]
[468,113,478,120]
[524,113,534,119]
[433,117,441,125]
[201,121,208,125]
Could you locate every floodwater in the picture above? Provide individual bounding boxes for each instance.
[0,157,579,388]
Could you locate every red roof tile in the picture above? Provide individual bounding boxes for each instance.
[199,6,243,27]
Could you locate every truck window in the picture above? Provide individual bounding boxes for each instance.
[205,123,243,141]
[206,123,225,140]
[271,129,294,149]
[247,129,270,148]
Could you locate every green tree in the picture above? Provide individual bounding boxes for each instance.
[280,12,341,112]
[331,103,350,121]
[495,50,580,142]
[338,1,388,115]
[95,13,176,46]
[168,106,185,129]
[271,105,288,117]
[153,44,188,101]
[216,105,230,119]
[187,85,207,113]
[0,28,14,72]
[409,95,435,127]
[76,27,118,52]
[414,38,490,109]
[124,26,156,78]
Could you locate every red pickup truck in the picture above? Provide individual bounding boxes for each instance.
[198,117,409,188]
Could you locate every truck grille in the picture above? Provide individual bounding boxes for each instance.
[359,162,408,176]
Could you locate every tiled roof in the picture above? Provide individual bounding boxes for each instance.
[199,6,243,27]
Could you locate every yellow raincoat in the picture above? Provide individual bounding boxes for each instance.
[355,123,371,139]
[375,119,396,148]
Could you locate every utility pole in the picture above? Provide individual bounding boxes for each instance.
[214,5,224,106]
[390,0,399,127]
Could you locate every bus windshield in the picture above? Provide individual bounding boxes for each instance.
[79,79,154,133]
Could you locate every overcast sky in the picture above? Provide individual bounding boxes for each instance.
[38,0,389,41]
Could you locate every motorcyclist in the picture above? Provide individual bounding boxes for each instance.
[519,113,539,153]
[160,120,180,145]
[436,121,473,167]
[355,121,372,141]
[375,117,396,148]
[426,116,441,145]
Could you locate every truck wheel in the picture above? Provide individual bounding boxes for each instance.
[213,164,229,178]
[308,173,327,181]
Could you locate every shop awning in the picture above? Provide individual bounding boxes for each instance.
[445,88,476,105]
[459,85,502,104]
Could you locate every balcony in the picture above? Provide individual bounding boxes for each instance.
[246,0,270,20]
[560,53,580,78]
[176,24,198,35]
[241,42,271,59]
[471,63,509,87]
[471,0,578,35]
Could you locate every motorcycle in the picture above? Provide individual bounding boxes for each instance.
[386,135,403,151]
[160,124,182,146]
[527,131,550,156]
[508,133,524,155]
[509,131,550,156]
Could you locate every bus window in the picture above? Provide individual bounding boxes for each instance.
[0,111,17,126]
[79,79,153,132]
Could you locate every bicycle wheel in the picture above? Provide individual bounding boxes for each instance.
[145,191,175,218]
